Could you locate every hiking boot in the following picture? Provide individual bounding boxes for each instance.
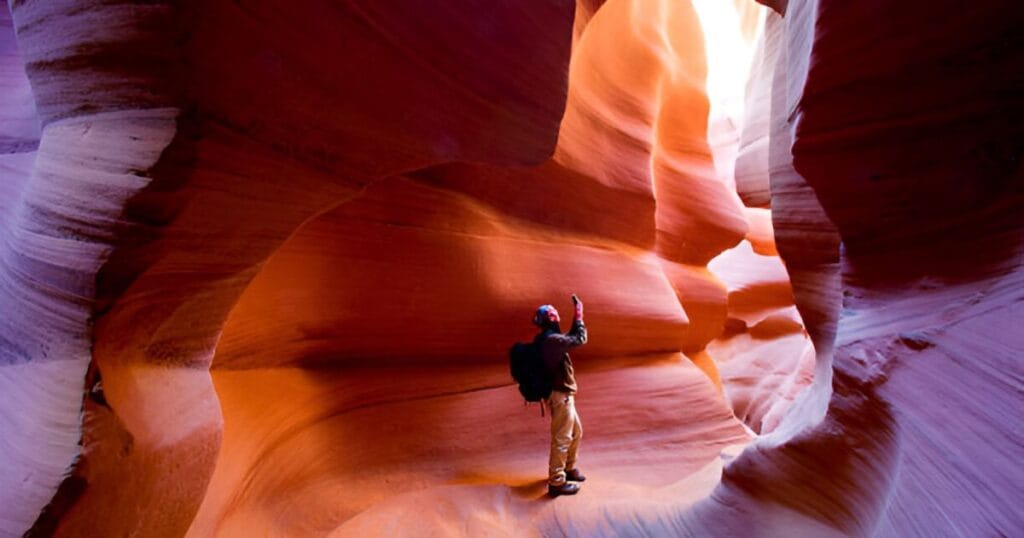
[566,468,587,482]
[548,482,581,497]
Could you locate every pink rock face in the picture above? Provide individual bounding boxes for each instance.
[708,240,814,433]
[2,5,121,534]
[697,1,1023,537]
[779,1,1023,534]
[1,0,1021,537]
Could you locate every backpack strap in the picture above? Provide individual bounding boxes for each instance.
[524,399,546,417]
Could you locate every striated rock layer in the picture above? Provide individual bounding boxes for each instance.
[686,1,1023,536]
[192,1,808,534]
[2,0,578,535]
[780,1,1023,534]
[1,0,1020,537]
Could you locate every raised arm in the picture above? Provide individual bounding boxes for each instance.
[553,294,587,347]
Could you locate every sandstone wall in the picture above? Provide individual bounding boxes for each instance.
[2,0,1017,536]
[678,1,1023,536]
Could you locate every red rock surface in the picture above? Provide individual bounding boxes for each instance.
[0,0,1020,537]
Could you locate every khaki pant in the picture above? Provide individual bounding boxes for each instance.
[547,390,582,486]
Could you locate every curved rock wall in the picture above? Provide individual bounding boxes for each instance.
[2,0,1018,536]
[0,6,54,535]
[680,1,1023,536]
[783,1,1023,534]
[1,3,171,534]
[194,1,803,534]
[3,0,578,536]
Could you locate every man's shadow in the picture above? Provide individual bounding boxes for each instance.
[453,472,554,502]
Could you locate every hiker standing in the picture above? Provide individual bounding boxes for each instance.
[533,294,588,496]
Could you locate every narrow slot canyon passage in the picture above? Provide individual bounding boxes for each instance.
[189,3,815,534]
[2,0,1020,537]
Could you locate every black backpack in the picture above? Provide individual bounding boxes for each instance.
[509,339,552,402]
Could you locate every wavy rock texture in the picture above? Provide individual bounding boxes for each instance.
[0,0,791,535]
[681,1,1023,537]
[192,1,801,535]
[1,0,578,536]
[1,0,1020,537]
[707,235,814,434]
[1,5,131,535]
[780,1,1023,534]
[1,0,766,536]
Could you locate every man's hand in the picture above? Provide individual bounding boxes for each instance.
[571,294,583,321]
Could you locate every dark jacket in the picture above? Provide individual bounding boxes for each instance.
[536,320,587,394]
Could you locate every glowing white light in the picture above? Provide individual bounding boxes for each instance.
[691,0,765,186]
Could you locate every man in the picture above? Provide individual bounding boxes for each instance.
[533,294,588,497]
